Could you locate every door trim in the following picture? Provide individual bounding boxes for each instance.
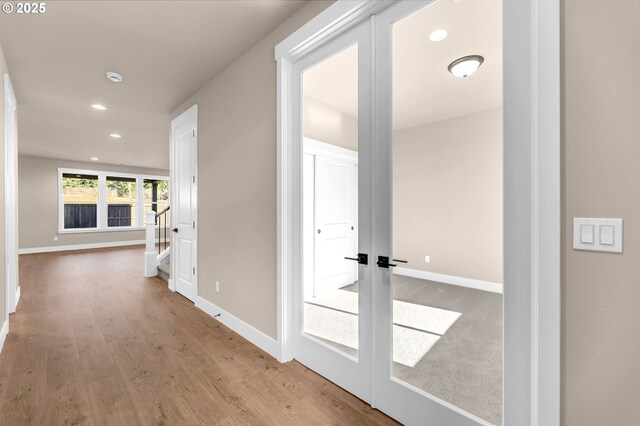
[275,0,560,424]
[4,73,18,320]
[516,1,561,424]
[171,104,198,298]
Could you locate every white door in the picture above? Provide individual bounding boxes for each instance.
[293,20,374,403]
[283,0,554,423]
[373,1,502,425]
[313,155,358,297]
[303,139,359,300]
[4,74,18,314]
[171,106,198,302]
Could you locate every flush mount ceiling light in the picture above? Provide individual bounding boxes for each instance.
[448,55,484,78]
[90,157,99,161]
[429,29,448,42]
[110,133,122,139]
[106,71,123,83]
[91,104,107,111]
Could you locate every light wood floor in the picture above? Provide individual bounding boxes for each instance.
[0,246,396,425]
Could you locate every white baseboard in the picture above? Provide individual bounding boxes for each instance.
[14,286,20,308]
[18,239,147,254]
[168,279,175,292]
[393,267,503,294]
[0,320,8,353]
[195,296,280,360]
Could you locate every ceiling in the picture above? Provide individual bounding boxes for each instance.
[304,0,502,130]
[0,0,308,170]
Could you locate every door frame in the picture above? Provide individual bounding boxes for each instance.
[170,104,198,297]
[4,73,18,318]
[276,0,560,424]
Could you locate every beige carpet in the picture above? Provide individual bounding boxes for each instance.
[303,289,461,367]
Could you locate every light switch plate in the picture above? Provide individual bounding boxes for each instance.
[573,218,623,253]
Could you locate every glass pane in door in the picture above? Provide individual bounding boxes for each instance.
[391,1,503,423]
[302,44,359,359]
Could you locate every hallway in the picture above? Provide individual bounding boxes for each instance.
[0,246,395,425]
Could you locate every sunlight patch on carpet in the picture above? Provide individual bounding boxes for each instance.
[303,290,461,367]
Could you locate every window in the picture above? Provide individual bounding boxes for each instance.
[144,178,170,226]
[58,168,169,232]
[107,176,137,227]
[62,173,99,229]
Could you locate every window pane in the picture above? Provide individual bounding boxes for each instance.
[107,176,136,227]
[143,179,170,225]
[62,173,98,229]
[390,1,503,423]
[143,179,169,205]
[302,44,359,359]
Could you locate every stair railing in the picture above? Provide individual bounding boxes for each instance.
[155,206,171,254]
[144,206,170,277]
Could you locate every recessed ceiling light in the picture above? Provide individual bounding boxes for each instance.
[429,29,448,42]
[448,55,484,78]
[91,104,107,111]
[106,71,123,83]
[90,157,99,161]
[110,133,122,139]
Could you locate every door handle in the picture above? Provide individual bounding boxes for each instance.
[172,228,178,233]
[392,259,408,264]
[345,253,368,265]
[377,256,400,268]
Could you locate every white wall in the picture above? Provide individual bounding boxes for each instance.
[303,96,358,151]
[393,108,503,284]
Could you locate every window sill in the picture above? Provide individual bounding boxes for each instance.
[58,227,145,235]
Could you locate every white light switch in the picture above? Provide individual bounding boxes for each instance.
[600,225,615,245]
[580,225,594,244]
[573,218,623,253]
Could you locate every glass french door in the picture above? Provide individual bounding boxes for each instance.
[292,19,373,403]
[292,1,503,424]
[373,1,503,425]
